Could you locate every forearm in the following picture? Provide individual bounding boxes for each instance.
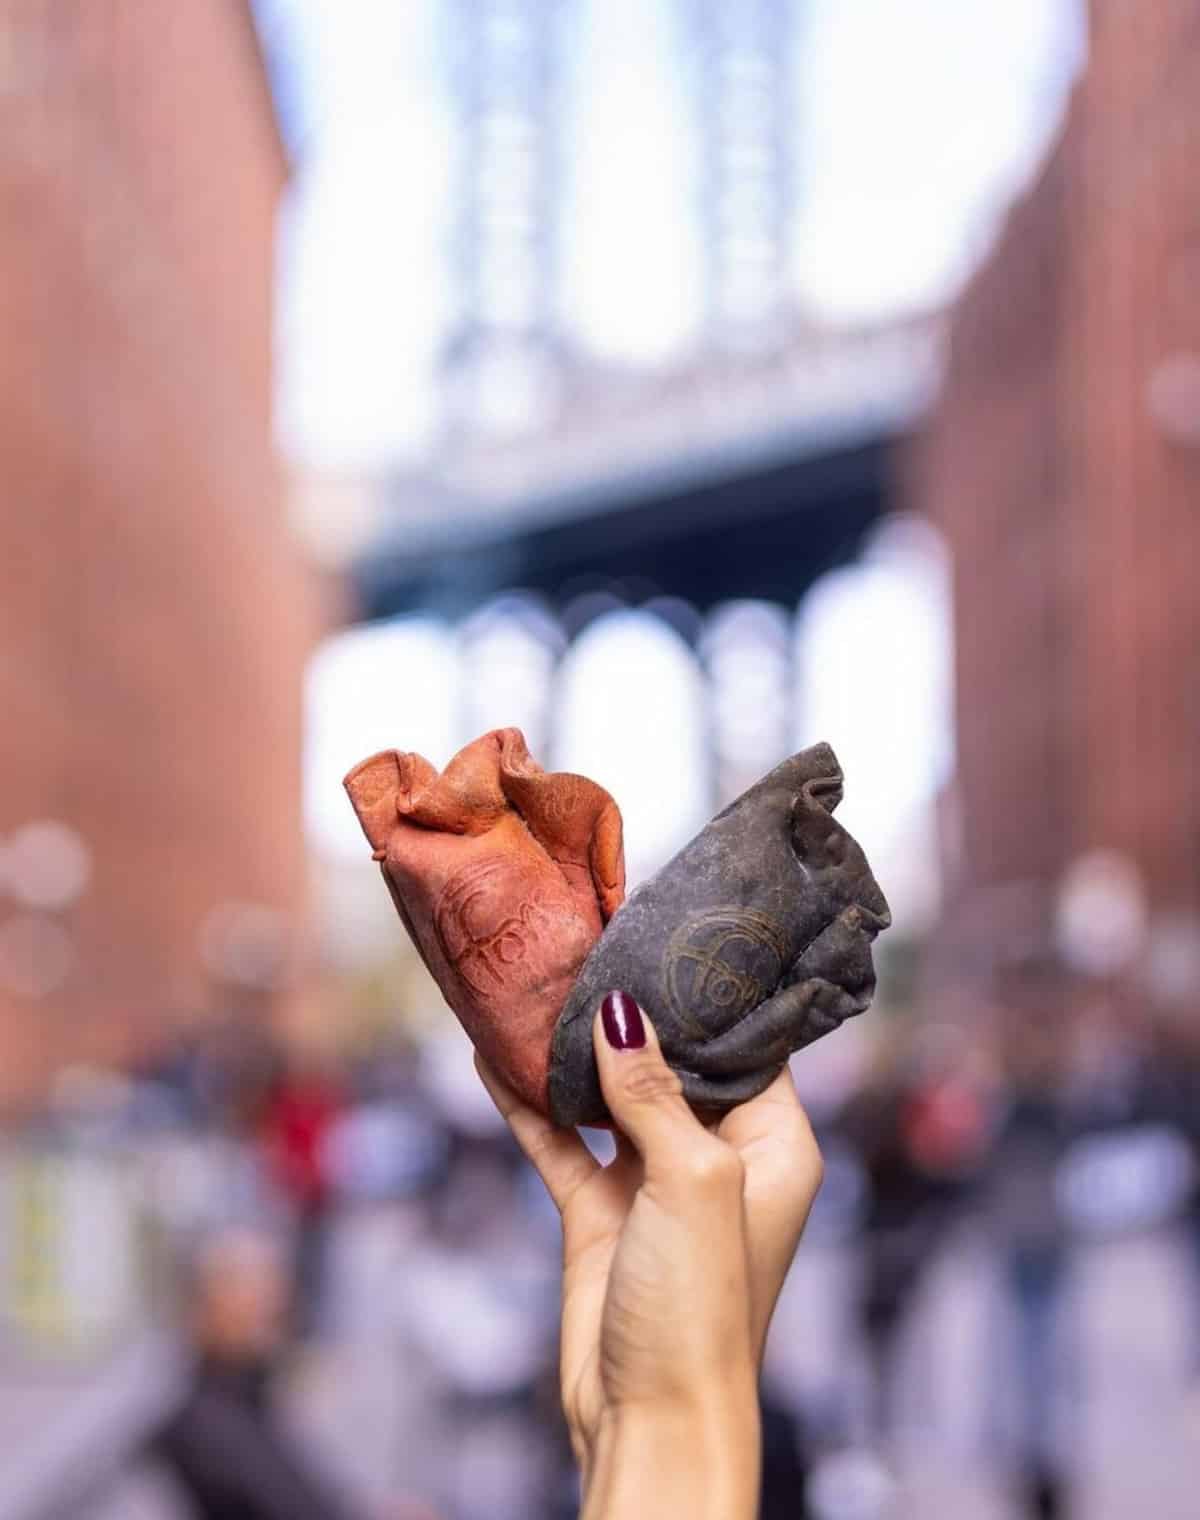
[580,1384,761,1520]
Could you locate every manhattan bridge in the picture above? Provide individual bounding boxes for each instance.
[272,0,945,627]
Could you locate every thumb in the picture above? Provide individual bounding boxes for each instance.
[593,992,723,1189]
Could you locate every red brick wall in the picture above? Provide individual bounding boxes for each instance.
[919,149,1071,898]
[0,2,316,1107]
[1061,0,1200,907]
[910,0,1200,976]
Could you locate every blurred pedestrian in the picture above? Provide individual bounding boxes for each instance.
[154,1229,364,1520]
[842,1030,983,1444]
[1149,1014,1200,1373]
[759,1383,814,1520]
[260,1052,344,1338]
[982,1018,1070,1520]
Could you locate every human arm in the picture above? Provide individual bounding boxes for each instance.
[475,989,823,1519]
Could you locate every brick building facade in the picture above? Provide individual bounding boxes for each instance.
[910,0,1200,991]
[0,2,316,1108]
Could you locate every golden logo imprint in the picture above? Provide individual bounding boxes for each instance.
[665,908,789,1037]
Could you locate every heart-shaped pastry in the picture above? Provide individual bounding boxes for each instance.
[549,742,891,1127]
[344,728,624,1116]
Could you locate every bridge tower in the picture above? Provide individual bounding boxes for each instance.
[688,0,799,349]
[441,0,571,439]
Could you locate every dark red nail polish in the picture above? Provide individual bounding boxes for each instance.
[601,991,646,1050]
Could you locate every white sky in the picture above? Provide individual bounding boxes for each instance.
[274,0,1085,471]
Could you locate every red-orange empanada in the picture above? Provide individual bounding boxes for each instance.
[344,728,624,1115]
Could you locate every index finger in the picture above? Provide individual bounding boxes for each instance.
[592,993,743,1200]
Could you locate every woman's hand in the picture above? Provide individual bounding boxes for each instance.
[475,990,823,1520]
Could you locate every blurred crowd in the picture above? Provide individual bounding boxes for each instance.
[2,982,1198,1520]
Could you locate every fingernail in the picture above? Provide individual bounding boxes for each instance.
[601,991,646,1051]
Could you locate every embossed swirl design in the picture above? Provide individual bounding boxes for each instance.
[435,859,554,997]
[665,907,789,1038]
